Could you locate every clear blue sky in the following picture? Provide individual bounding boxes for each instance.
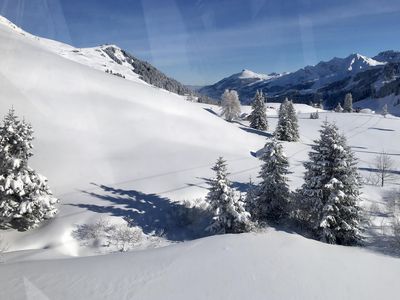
[1,0,400,85]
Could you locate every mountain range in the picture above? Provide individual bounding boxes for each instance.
[199,51,400,107]
[2,13,400,110]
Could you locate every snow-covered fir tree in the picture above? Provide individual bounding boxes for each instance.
[297,121,362,245]
[221,89,241,122]
[249,90,268,131]
[343,93,353,113]
[382,104,388,117]
[335,103,344,113]
[0,109,58,230]
[274,99,299,142]
[205,157,252,234]
[310,111,319,119]
[253,139,290,223]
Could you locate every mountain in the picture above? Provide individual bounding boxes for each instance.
[373,50,400,63]
[199,52,400,107]
[0,15,192,97]
[199,69,283,101]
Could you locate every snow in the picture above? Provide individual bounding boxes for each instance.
[357,94,400,116]
[1,15,400,299]
[2,231,400,300]
[238,69,270,80]
[352,53,386,67]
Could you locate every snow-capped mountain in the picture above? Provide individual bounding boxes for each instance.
[200,52,400,106]
[199,69,283,101]
[0,15,192,97]
[269,53,385,88]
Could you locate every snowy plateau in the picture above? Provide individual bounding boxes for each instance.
[0,15,400,300]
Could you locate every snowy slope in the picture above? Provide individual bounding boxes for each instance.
[2,231,400,300]
[0,15,266,254]
[1,15,400,299]
[356,94,400,116]
[0,16,192,96]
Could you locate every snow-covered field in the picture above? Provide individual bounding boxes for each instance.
[1,15,400,299]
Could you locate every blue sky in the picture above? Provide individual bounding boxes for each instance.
[1,0,400,85]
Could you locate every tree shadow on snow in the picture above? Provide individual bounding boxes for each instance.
[368,127,395,132]
[359,167,400,176]
[69,183,211,241]
[239,126,273,138]
[350,145,368,150]
[203,107,220,117]
[353,150,400,157]
[363,225,400,258]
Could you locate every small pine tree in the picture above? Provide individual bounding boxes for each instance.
[343,93,353,113]
[297,122,362,245]
[0,109,58,230]
[382,104,388,117]
[249,90,268,131]
[275,99,299,142]
[221,89,241,122]
[253,139,290,223]
[310,111,319,119]
[334,103,344,113]
[205,157,252,234]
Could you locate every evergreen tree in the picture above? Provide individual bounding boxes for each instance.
[382,104,388,117]
[253,139,290,223]
[205,157,252,234]
[297,122,362,245]
[249,90,268,131]
[310,111,319,119]
[334,103,344,113]
[0,109,58,230]
[275,99,299,142]
[343,93,353,113]
[221,89,241,122]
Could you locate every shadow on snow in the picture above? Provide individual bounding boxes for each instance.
[69,183,211,241]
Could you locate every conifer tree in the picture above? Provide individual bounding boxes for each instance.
[310,111,319,119]
[253,139,290,223]
[382,104,388,117]
[221,89,241,122]
[343,93,353,113]
[249,90,268,131]
[335,103,344,113]
[205,157,252,234]
[297,122,362,245]
[0,109,58,230]
[275,99,299,142]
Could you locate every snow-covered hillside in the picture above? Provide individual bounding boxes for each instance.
[0,15,192,96]
[1,15,400,299]
[2,231,400,300]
